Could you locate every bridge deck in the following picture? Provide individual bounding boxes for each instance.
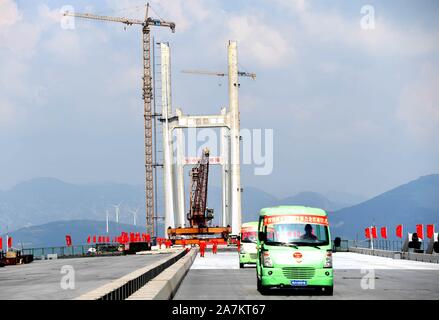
[174,251,439,300]
[0,253,173,300]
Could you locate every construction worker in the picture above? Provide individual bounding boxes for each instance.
[181,239,187,248]
[236,237,241,253]
[212,240,218,255]
[199,240,206,257]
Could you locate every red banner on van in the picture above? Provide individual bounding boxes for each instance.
[263,215,328,226]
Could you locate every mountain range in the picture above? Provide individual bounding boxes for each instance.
[1,174,438,246]
[2,220,146,248]
[329,174,439,240]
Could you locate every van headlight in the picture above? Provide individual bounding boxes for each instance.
[324,250,332,268]
[262,251,273,267]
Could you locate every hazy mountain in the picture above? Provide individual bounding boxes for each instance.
[323,191,368,209]
[1,220,146,248]
[330,174,439,240]
[0,177,353,238]
[0,177,145,235]
[277,191,346,212]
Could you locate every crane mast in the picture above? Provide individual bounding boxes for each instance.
[188,148,213,228]
[64,4,175,238]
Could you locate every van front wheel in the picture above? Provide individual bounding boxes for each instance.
[322,285,333,296]
[239,263,244,268]
[257,278,268,295]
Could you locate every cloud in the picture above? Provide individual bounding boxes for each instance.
[224,13,293,68]
[397,66,439,139]
[0,0,21,28]
[274,1,438,57]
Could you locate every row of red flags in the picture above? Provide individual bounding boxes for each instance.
[0,236,13,250]
[365,224,436,239]
[64,232,152,247]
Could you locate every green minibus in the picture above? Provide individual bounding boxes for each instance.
[256,206,333,295]
[239,221,258,268]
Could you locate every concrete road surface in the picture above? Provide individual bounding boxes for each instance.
[174,251,439,300]
[0,253,172,300]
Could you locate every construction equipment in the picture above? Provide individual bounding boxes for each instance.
[64,4,175,238]
[182,69,256,80]
[167,148,231,245]
[0,250,33,266]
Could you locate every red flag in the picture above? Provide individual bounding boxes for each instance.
[427,224,435,239]
[93,235,96,243]
[146,234,151,242]
[107,236,110,243]
[365,228,371,239]
[0,237,2,250]
[65,235,72,247]
[87,236,91,244]
[371,227,378,239]
[416,224,423,239]
[380,227,387,239]
[396,224,403,238]
[7,236,12,248]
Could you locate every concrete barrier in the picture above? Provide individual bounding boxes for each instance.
[74,249,186,300]
[127,248,198,300]
[402,252,439,264]
[348,247,439,263]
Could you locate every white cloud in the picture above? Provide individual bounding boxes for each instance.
[274,1,438,57]
[0,0,21,28]
[224,14,293,68]
[0,97,22,127]
[397,67,439,139]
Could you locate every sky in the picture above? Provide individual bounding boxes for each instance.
[0,0,438,200]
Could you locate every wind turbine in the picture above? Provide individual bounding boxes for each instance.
[113,202,122,223]
[106,210,109,233]
[129,208,139,226]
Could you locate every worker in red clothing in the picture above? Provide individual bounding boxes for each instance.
[181,239,187,248]
[236,238,241,252]
[199,240,206,257]
[212,240,218,255]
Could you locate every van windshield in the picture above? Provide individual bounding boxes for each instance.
[262,215,329,246]
[241,230,257,243]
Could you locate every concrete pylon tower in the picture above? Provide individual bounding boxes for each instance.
[161,43,175,230]
[228,41,242,234]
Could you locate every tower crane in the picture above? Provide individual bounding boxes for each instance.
[181,69,256,80]
[64,4,175,238]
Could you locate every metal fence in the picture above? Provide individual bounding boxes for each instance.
[345,239,427,252]
[21,245,95,259]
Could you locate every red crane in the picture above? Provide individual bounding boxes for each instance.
[167,148,231,245]
[187,148,214,228]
